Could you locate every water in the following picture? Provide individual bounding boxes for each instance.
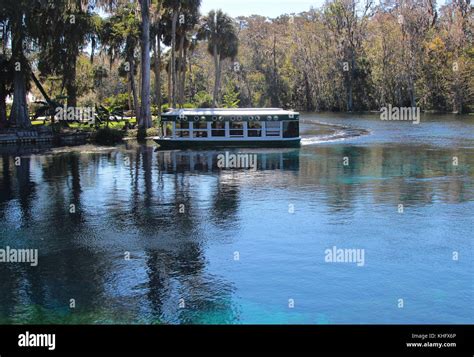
[0,113,472,324]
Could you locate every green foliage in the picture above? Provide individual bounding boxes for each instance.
[91,127,124,145]
[1,0,473,131]
[222,83,240,108]
[94,104,124,127]
[93,66,109,87]
[103,93,130,111]
[101,4,141,64]
[193,91,213,108]
[198,10,239,60]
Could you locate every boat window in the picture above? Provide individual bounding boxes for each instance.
[176,122,189,129]
[248,121,262,137]
[283,121,299,138]
[193,121,208,138]
[230,122,244,137]
[175,122,190,138]
[211,122,225,137]
[265,121,281,137]
[164,122,173,137]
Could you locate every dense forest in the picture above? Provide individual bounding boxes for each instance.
[0,0,472,132]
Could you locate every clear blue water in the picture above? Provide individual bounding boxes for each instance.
[0,113,472,324]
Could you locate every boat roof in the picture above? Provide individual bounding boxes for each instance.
[161,108,299,121]
[163,108,299,115]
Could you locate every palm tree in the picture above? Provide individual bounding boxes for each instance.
[138,0,152,129]
[175,4,200,107]
[96,0,153,129]
[162,0,201,108]
[100,5,141,119]
[198,10,238,108]
[150,2,164,115]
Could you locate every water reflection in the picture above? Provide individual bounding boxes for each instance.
[156,149,300,172]
[0,139,472,324]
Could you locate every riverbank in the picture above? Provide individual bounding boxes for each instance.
[0,118,162,146]
[0,128,90,146]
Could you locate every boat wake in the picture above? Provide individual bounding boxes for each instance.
[300,119,370,146]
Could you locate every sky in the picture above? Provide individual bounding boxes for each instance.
[200,0,326,18]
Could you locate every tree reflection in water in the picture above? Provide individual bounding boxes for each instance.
[0,141,472,323]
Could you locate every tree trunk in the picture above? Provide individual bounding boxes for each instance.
[408,74,416,108]
[180,39,188,107]
[212,44,220,108]
[0,26,8,127]
[9,21,30,129]
[177,35,186,107]
[66,63,77,108]
[31,72,52,104]
[90,37,96,64]
[167,64,172,108]
[127,80,132,111]
[10,68,30,128]
[347,50,354,112]
[177,37,182,108]
[31,72,57,122]
[152,34,162,116]
[156,33,162,116]
[139,0,152,129]
[128,55,140,120]
[171,11,178,108]
[453,55,460,113]
[271,34,280,107]
[0,84,7,127]
[176,39,181,108]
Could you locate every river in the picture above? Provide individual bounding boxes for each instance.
[0,113,472,324]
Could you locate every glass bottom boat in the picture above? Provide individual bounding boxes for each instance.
[154,108,301,149]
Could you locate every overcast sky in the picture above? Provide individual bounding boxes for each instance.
[200,0,326,18]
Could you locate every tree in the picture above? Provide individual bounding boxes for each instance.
[100,4,141,119]
[199,10,238,108]
[138,0,152,129]
[34,1,98,108]
[162,0,201,108]
[175,1,200,107]
[398,0,437,107]
[325,0,373,111]
[0,0,39,128]
[0,54,13,127]
[439,0,473,113]
[150,2,164,114]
